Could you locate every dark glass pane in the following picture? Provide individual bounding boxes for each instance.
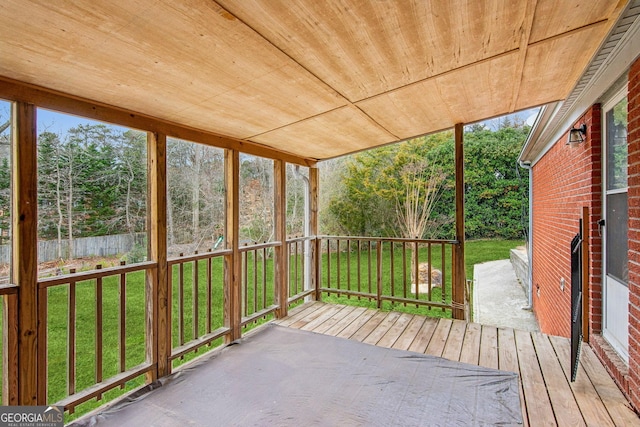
[606,192,628,285]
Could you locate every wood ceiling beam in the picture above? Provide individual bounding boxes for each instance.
[0,77,317,167]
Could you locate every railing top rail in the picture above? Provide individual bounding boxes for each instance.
[167,248,232,265]
[239,241,281,252]
[0,283,18,295]
[317,235,459,245]
[285,236,314,243]
[38,260,157,288]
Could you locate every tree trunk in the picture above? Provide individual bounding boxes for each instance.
[192,145,201,244]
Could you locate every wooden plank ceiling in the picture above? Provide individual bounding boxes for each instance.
[0,0,626,161]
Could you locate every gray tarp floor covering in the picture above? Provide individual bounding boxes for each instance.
[71,324,522,426]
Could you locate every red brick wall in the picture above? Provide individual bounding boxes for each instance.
[531,107,602,338]
[533,57,640,410]
[627,56,640,410]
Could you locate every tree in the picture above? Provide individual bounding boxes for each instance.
[323,125,529,240]
[326,134,451,239]
[396,161,446,239]
[240,155,274,243]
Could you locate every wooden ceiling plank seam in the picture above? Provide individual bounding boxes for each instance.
[353,105,402,141]
[528,0,623,43]
[251,104,399,159]
[209,1,350,103]
[509,0,539,113]
[526,18,611,48]
[353,49,520,107]
[515,17,621,111]
[248,101,402,144]
[247,104,355,140]
[0,76,317,167]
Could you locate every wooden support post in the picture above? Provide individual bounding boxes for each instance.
[309,166,319,301]
[274,160,288,318]
[12,102,39,404]
[453,123,466,320]
[147,132,169,380]
[224,149,241,342]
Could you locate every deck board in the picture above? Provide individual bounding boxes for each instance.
[377,313,414,348]
[531,332,586,426]
[515,329,557,426]
[580,345,638,426]
[335,308,378,339]
[279,302,640,426]
[322,306,368,336]
[425,318,452,357]
[299,304,343,331]
[407,317,438,353]
[548,335,615,427]
[349,310,388,341]
[459,322,482,365]
[311,305,358,334]
[478,325,499,370]
[391,314,425,351]
[362,311,402,345]
[441,319,466,361]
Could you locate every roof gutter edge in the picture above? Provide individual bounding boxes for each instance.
[518,101,562,166]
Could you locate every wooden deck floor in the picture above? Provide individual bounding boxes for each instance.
[275,302,640,427]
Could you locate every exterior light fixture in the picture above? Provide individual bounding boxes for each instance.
[566,124,587,147]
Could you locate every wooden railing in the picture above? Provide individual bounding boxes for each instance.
[167,249,231,362]
[316,236,460,315]
[239,242,279,325]
[37,261,156,414]
[287,236,315,304]
[0,235,464,417]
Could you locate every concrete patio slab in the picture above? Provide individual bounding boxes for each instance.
[473,259,539,331]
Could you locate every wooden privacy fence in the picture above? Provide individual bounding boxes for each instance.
[0,233,145,264]
[0,236,464,415]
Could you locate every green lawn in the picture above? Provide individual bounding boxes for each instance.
[0,238,522,422]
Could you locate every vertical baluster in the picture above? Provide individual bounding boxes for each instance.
[390,242,395,297]
[402,242,407,305]
[253,249,258,314]
[68,269,77,399]
[346,239,351,296]
[356,240,361,298]
[428,242,433,307]
[367,241,372,296]
[293,241,298,297]
[119,261,126,382]
[206,256,212,335]
[326,239,331,293]
[413,241,420,305]
[243,250,248,317]
[262,246,267,309]
[96,264,103,396]
[178,254,185,348]
[336,239,341,297]
[442,244,447,312]
[36,284,47,405]
[376,241,382,309]
[193,252,199,344]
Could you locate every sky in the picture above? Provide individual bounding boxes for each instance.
[37,108,127,135]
